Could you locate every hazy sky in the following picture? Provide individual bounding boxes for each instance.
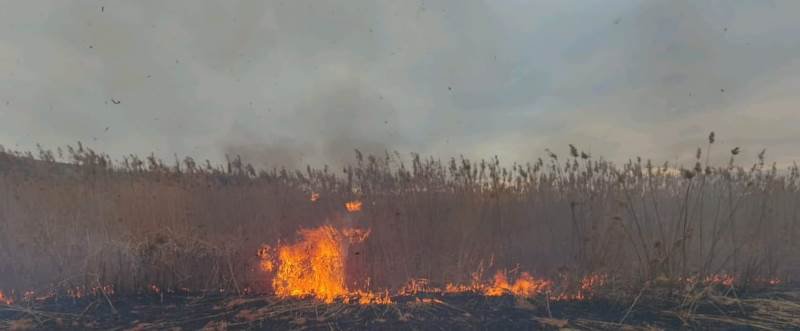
[1,1,799,168]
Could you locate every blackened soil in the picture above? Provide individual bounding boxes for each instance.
[2,289,799,330]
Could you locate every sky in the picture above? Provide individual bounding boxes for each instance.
[1,0,799,169]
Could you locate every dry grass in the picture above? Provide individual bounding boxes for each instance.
[0,136,798,298]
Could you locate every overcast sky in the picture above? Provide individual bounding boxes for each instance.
[1,1,799,169]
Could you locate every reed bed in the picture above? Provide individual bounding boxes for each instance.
[0,134,798,297]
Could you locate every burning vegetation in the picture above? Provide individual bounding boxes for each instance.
[1,137,799,329]
[258,225,370,303]
[255,223,597,304]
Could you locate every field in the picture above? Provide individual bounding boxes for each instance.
[1,137,800,330]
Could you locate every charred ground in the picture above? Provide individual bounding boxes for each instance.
[2,287,800,330]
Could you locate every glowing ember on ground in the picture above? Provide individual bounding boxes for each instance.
[704,274,735,287]
[345,200,362,212]
[64,285,114,300]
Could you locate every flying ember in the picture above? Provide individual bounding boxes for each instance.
[345,200,363,212]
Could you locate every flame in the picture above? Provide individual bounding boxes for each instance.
[65,285,115,300]
[679,274,782,288]
[260,225,370,303]
[704,274,735,287]
[439,271,555,298]
[400,278,435,295]
[484,271,552,297]
[0,290,13,305]
[257,245,274,272]
[345,200,362,212]
[310,192,320,202]
[440,272,608,302]
[22,219,757,306]
[550,274,607,301]
[345,290,393,305]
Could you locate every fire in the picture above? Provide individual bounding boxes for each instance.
[580,274,606,291]
[550,274,607,301]
[0,290,13,305]
[484,272,552,297]
[346,290,393,305]
[258,225,600,303]
[345,200,362,212]
[679,274,782,288]
[438,271,555,299]
[254,224,780,305]
[65,285,115,300]
[400,278,437,295]
[257,245,274,272]
[444,283,474,294]
[310,192,320,202]
[260,225,370,303]
[440,272,607,302]
[704,274,735,287]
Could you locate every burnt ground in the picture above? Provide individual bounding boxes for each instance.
[1,288,800,330]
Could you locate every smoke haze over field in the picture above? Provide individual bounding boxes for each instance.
[1,1,800,169]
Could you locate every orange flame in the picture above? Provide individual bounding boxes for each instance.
[0,290,13,305]
[345,200,362,212]
[257,245,274,272]
[260,225,371,303]
[484,271,552,297]
[310,192,320,202]
[400,278,435,295]
[345,290,393,305]
[255,224,783,305]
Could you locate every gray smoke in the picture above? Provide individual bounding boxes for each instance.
[1,1,800,169]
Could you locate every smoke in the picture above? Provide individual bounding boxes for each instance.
[2,1,800,169]
[513,0,800,166]
[221,64,400,168]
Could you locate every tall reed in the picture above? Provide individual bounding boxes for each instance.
[0,138,797,295]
